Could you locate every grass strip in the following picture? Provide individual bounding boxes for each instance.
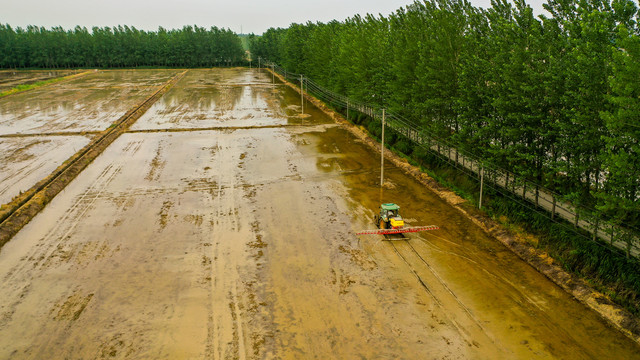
[0,70,95,98]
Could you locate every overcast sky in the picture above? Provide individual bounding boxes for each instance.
[2,0,548,34]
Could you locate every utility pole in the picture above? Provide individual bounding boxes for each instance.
[381,109,385,187]
[479,166,484,209]
[300,74,304,115]
[258,57,261,69]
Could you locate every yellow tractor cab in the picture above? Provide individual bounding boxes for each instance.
[375,203,405,229]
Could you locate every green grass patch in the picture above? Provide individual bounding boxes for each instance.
[0,76,71,97]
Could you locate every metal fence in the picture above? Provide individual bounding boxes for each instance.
[264,61,640,258]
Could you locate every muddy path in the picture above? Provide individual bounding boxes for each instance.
[0,68,638,359]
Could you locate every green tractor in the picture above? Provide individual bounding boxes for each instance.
[356,203,438,236]
[374,203,405,230]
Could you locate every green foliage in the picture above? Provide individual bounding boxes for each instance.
[248,27,285,65]
[0,24,245,68]
[367,119,382,139]
[393,139,414,156]
[599,25,640,233]
[249,0,640,312]
[252,0,640,241]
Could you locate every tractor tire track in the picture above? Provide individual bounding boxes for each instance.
[412,235,599,359]
[389,239,500,351]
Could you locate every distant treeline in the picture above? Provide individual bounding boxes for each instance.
[0,25,245,68]
[250,0,640,231]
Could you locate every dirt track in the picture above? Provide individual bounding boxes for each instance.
[0,68,638,359]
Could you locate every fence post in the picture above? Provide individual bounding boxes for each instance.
[300,74,304,115]
[593,219,599,241]
[271,64,274,83]
[611,225,615,245]
[552,196,556,220]
[381,109,385,187]
[479,166,484,209]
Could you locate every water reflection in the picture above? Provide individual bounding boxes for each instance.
[0,70,179,135]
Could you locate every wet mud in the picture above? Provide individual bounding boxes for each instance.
[0,70,179,135]
[0,71,185,248]
[131,68,331,131]
[0,136,91,205]
[0,69,638,359]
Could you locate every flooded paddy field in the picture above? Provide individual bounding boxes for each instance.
[0,70,79,93]
[0,69,179,135]
[131,68,331,131]
[0,69,179,208]
[0,68,638,359]
[0,135,91,205]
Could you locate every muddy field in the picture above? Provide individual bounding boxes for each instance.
[0,69,178,135]
[0,69,179,208]
[0,70,78,93]
[0,68,638,359]
[131,69,331,131]
[0,136,91,205]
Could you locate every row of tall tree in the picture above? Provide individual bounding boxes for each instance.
[250,0,640,233]
[0,25,245,68]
